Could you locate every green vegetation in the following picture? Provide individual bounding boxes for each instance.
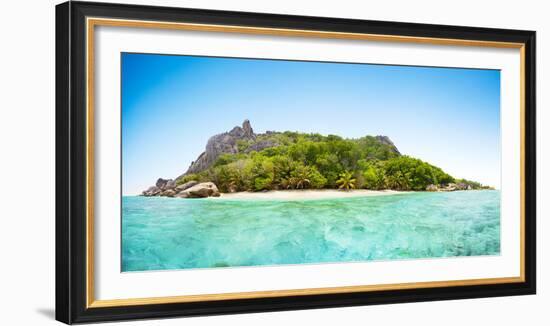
[176,131,487,192]
[336,171,356,190]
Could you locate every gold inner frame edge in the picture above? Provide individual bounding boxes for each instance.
[85,17,527,308]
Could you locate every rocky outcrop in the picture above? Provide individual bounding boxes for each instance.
[244,139,279,153]
[142,178,177,196]
[143,120,261,198]
[155,178,169,189]
[425,183,474,192]
[143,179,220,198]
[457,183,473,190]
[176,182,220,198]
[161,189,176,197]
[175,181,199,193]
[142,185,162,196]
[426,184,438,192]
[184,120,257,175]
[375,136,401,155]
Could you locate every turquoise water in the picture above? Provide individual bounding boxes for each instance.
[122,190,500,272]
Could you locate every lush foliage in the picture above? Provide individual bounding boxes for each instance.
[336,171,356,190]
[177,131,483,192]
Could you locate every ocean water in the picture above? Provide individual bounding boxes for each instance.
[122,190,500,272]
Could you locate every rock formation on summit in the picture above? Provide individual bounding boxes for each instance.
[184,119,256,175]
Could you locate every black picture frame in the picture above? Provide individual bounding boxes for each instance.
[56,1,536,324]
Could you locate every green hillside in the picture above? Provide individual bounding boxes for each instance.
[175,131,485,193]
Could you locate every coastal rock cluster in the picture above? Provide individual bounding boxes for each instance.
[142,178,220,198]
[426,182,473,192]
[143,120,265,199]
[143,120,263,198]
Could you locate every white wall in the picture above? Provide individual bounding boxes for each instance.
[0,0,546,324]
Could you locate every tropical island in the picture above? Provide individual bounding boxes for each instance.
[141,120,492,199]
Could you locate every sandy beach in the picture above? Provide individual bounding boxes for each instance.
[216,189,408,200]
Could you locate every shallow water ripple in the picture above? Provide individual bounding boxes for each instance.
[122,190,500,272]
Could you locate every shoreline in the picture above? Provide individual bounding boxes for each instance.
[215,189,409,200]
[128,188,498,199]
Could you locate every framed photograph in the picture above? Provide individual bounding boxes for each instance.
[56,1,536,324]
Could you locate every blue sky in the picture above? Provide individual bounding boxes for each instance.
[122,53,500,195]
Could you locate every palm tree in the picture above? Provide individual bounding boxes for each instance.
[336,171,356,190]
[279,177,292,190]
[386,169,409,190]
[294,176,311,189]
[290,169,311,189]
